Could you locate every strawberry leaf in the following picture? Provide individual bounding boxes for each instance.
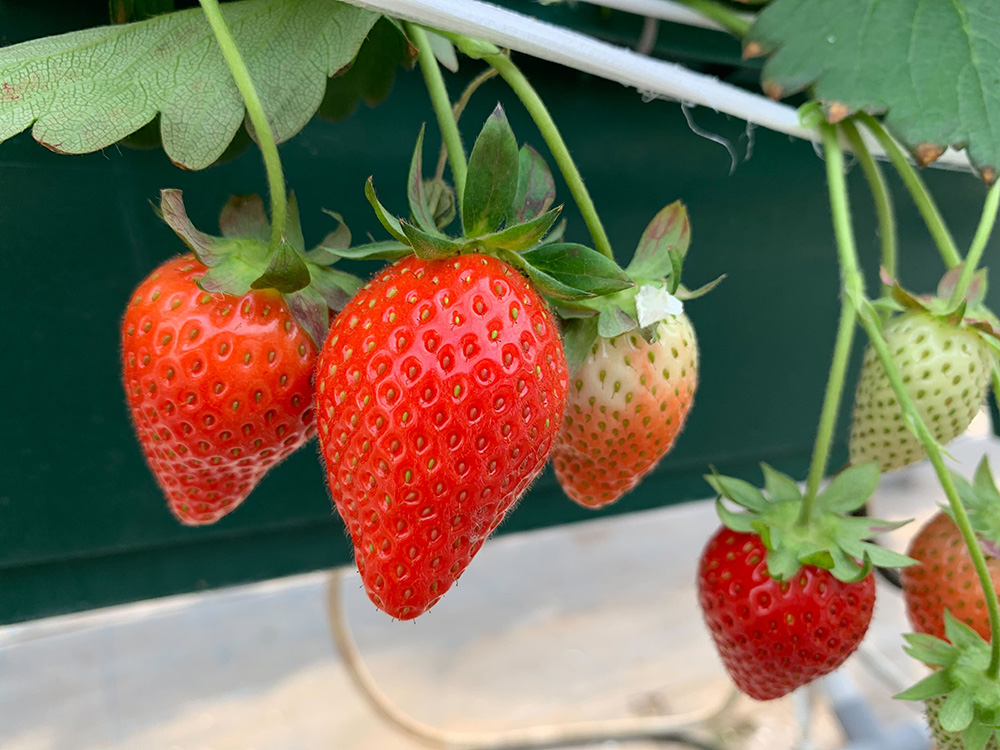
[944,611,991,652]
[519,244,634,298]
[761,463,802,502]
[705,471,769,512]
[407,125,445,237]
[626,202,691,281]
[331,240,411,261]
[766,546,802,581]
[480,207,562,252]
[463,104,519,237]
[284,193,306,254]
[746,0,1000,180]
[817,462,880,513]
[308,265,363,311]
[562,317,599,374]
[365,178,408,244]
[964,722,995,750]
[940,689,976,733]
[902,633,960,667]
[597,305,638,338]
[251,240,310,294]
[425,30,458,72]
[895,666,954,700]
[510,145,556,224]
[198,255,262,296]
[284,286,330,348]
[424,179,457,231]
[160,189,243,266]
[714,497,757,533]
[399,222,460,260]
[0,0,378,169]
[219,195,270,242]
[305,210,351,264]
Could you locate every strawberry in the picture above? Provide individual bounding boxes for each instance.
[122,254,317,524]
[902,458,1000,642]
[315,254,568,619]
[551,312,697,508]
[849,300,996,473]
[924,695,1000,750]
[697,527,876,700]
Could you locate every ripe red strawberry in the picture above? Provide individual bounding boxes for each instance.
[551,313,697,508]
[122,254,317,525]
[315,254,568,619]
[697,527,876,701]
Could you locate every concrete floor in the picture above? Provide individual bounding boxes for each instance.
[3,416,996,750]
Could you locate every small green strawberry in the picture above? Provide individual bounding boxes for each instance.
[849,276,999,473]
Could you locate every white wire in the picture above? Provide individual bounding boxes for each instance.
[342,0,974,173]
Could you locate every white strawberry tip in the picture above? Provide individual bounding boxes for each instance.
[635,285,684,328]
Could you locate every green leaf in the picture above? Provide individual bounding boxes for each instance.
[160,189,239,266]
[425,30,458,72]
[318,17,416,123]
[597,306,638,338]
[902,632,960,668]
[817,462,880,513]
[626,202,691,281]
[855,541,916,569]
[761,464,802,502]
[714,497,757,534]
[704,472,769,512]
[746,0,1000,179]
[365,178,408,244]
[964,722,995,750]
[463,104,520,236]
[284,193,306,254]
[766,546,802,581]
[510,145,556,224]
[308,265,363,311]
[894,668,954,701]
[251,241,310,294]
[480,207,562,252]
[305,210,352,264]
[519,243,634,297]
[407,125,445,237]
[399,222,460,260]
[219,195,270,242]
[284,286,330,348]
[424,179,457,231]
[940,689,976,733]
[0,0,378,169]
[198,255,262,296]
[331,240,411,261]
[944,611,991,651]
[562,317,600,375]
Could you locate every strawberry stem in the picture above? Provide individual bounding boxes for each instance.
[821,122,1000,680]
[841,120,896,303]
[672,0,752,37]
[407,23,468,204]
[856,113,961,270]
[948,180,1000,307]
[483,50,614,260]
[198,0,287,251]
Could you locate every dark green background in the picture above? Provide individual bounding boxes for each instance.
[1,1,995,624]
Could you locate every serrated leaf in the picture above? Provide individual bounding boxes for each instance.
[218,195,270,242]
[704,473,769,512]
[761,464,802,502]
[331,240,411,261]
[463,104,519,236]
[399,221,459,260]
[407,125,445,237]
[714,497,757,533]
[510,145,556,224]
[0,0,378,169]
[746,0,1000,180]
[308,265,362,311]
[626,201,691,281]
[365,178,408,244]
[520,243,634,297]
[251,240,310,294]
[895,668,954,701]
[940,689,976,733]
[284,286,330,348]
[597,306,638,338]
[198,255,262,296]
[480,207,562,252]
[817,462,880,513]
[425,30,458,72]
[902,632,960,667]
[562,317,600,375]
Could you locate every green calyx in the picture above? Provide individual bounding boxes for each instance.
[362,105,632,301]
[948,458,1000,560]
[705,463,916,583]
[158,189,363,346]
[898,614,1000,750]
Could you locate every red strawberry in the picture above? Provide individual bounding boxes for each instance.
[697,527,876,700]
[315,254,568,619]
[551,312,697,508]
[122,254,317,525]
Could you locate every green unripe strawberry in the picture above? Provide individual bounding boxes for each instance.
[849,310,993,472]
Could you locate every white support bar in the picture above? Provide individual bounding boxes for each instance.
[576,0,753,33]
[345,0,974,172]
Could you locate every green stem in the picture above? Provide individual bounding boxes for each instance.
[672,0,752,37]
[821,124,1000,679]
[949,181,1000,307]
[484,52,614,260]
[857,113,961,269]
[841,119,896,300]
[199,0,286,249]
[407,23,468,204]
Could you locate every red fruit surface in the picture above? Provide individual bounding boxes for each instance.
[122,254,318,525]
[697,528,876,700]
[902,512,1000,641]
[315,254,568,619]
[552,314,697,508]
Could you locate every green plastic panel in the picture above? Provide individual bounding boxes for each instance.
[1,1,996,624]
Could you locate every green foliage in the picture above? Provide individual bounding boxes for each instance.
[747,0,1000,179]
[0,0,378,168]
[463,105,520,237]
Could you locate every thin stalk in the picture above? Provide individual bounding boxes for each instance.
[407,23,468,203]
[821,124,1000,678]
[949,180,1000,306]
[435,67,498,181]
[199,0,286,249]
[484,51,614,260]
[857,113,961,269]
[841,119,896,299]
[672,0,752,37]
